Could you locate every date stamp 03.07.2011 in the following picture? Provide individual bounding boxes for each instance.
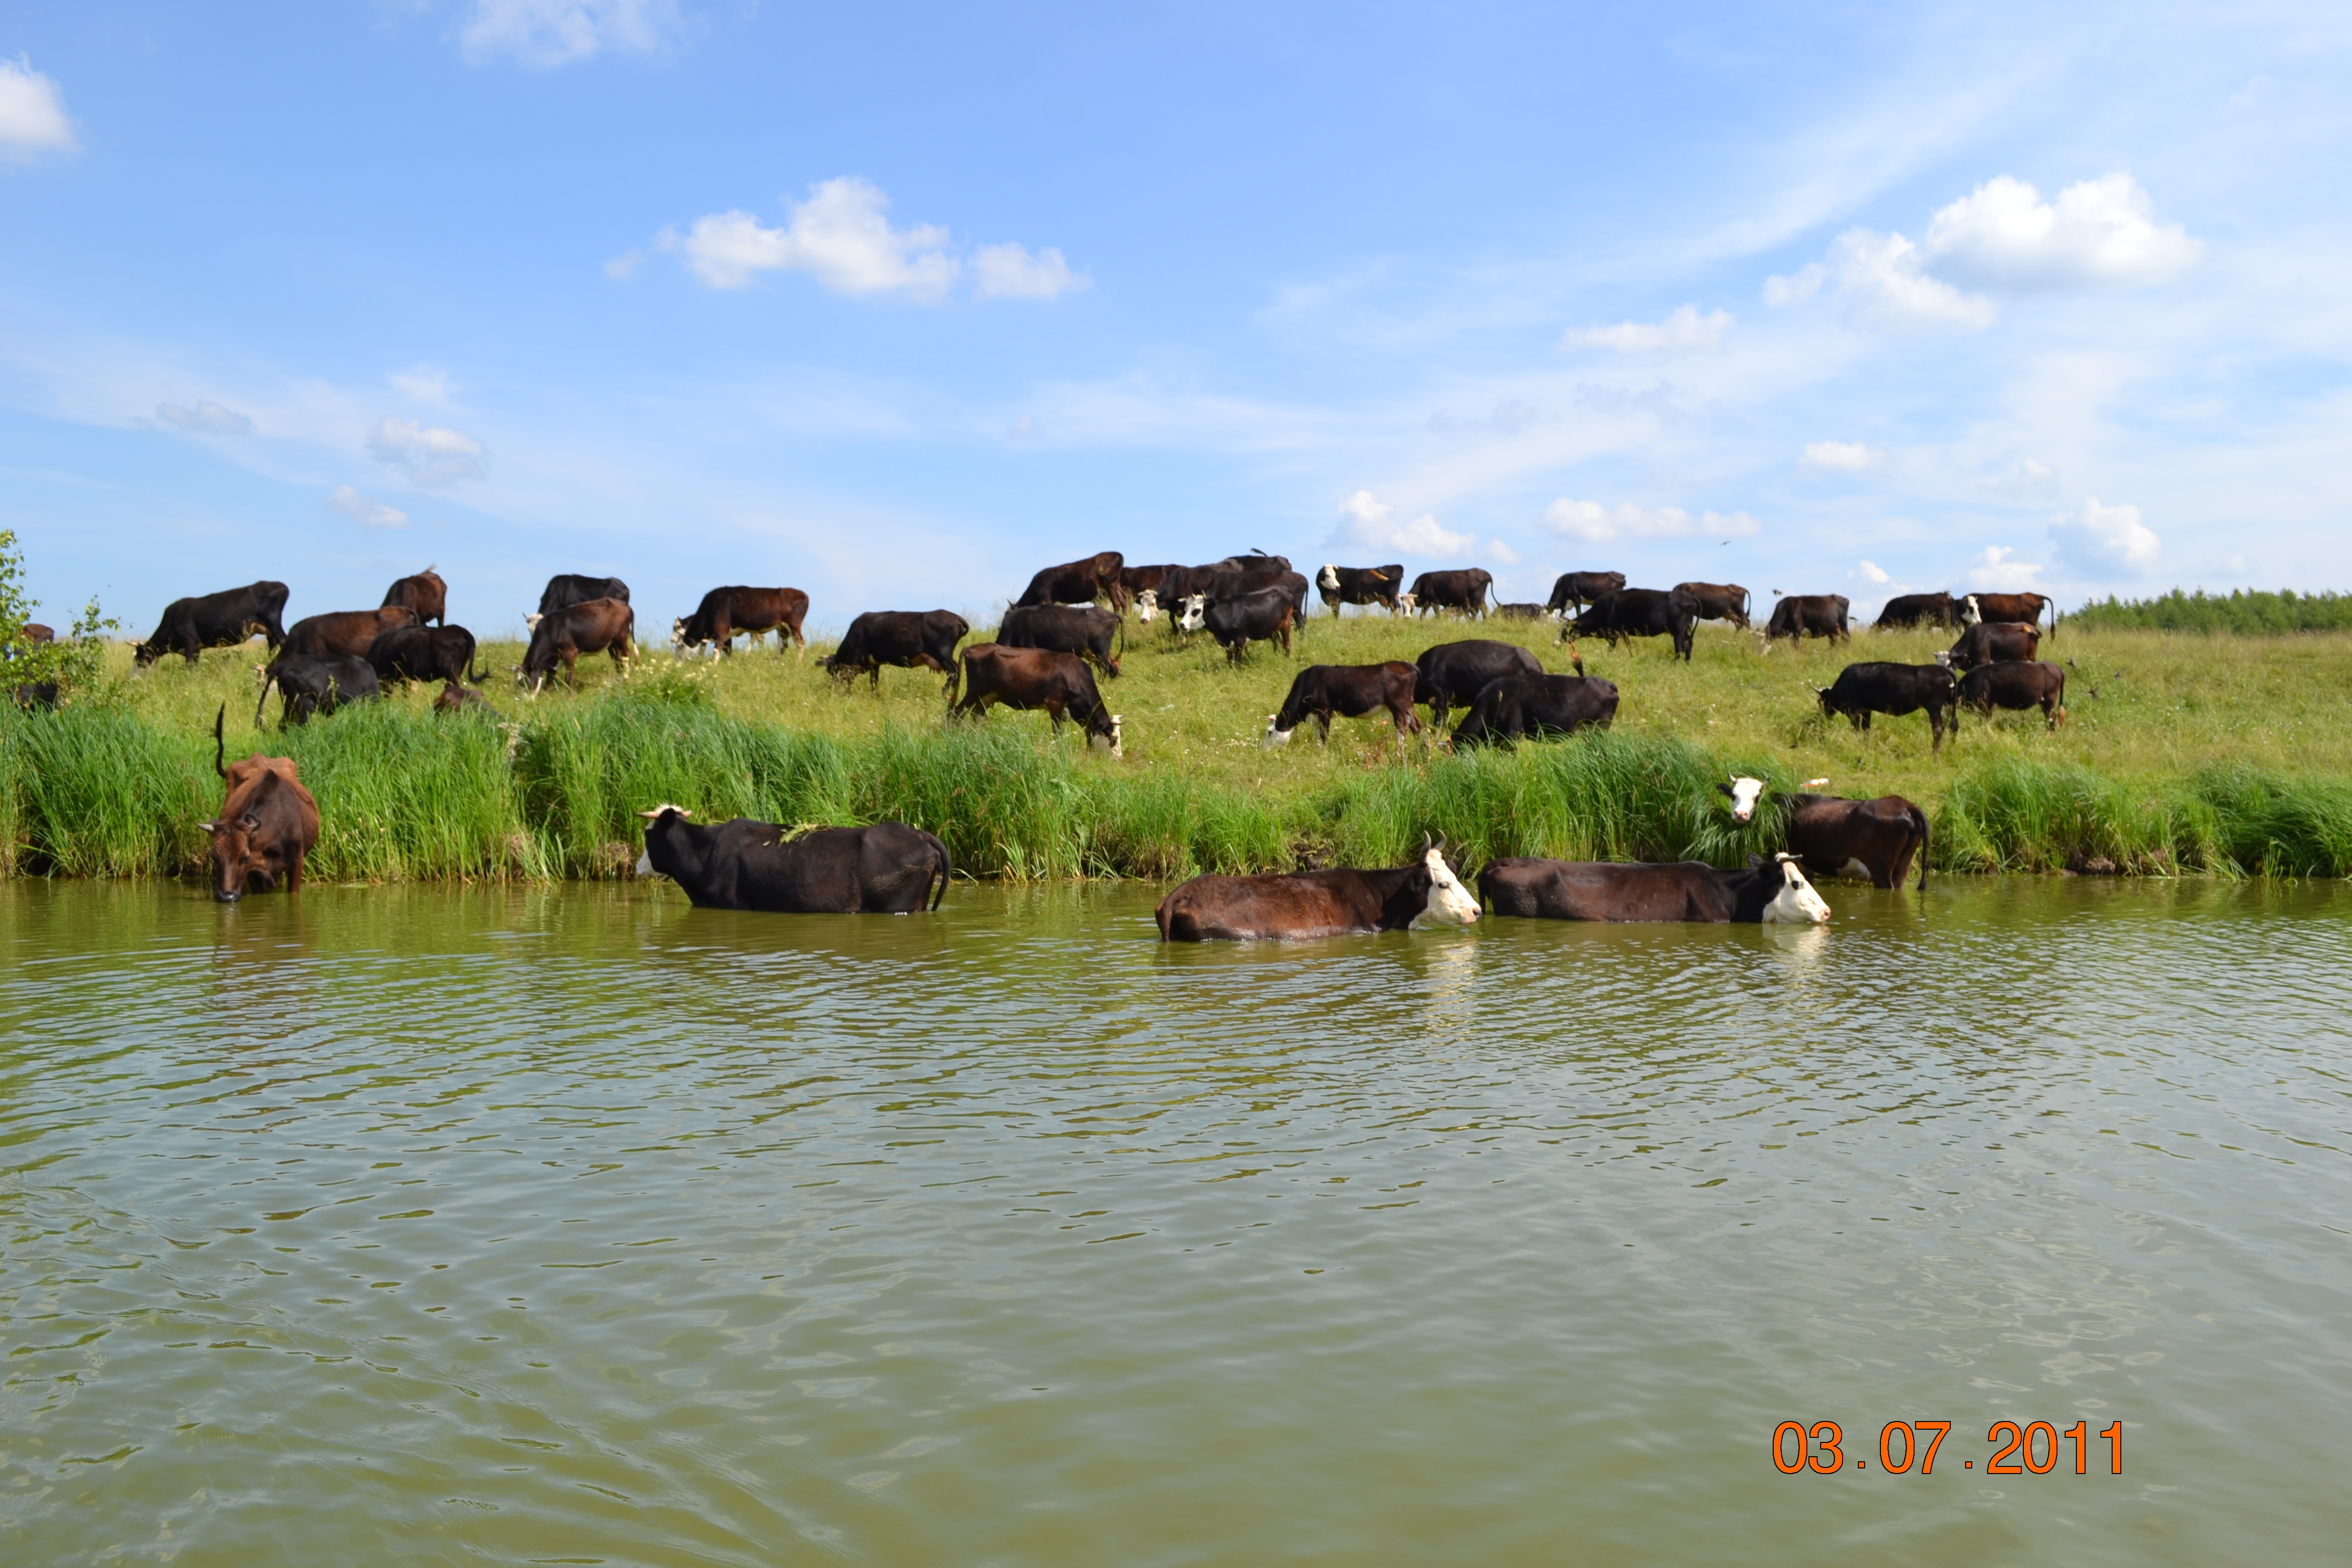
[1774,1421,2123,1477]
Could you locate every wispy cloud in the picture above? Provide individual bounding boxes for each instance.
[457,0,689,69]
[155,399,254,436]
[1328,489,1476,557]
[0,57,77,163]
[369,416,487,486]
[1560,305,1731,355]
[328,484,409,529]
[1541,498,1761,544]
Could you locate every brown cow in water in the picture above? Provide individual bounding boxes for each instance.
[1156,837,1482,940]
[519,597,635,694]
[381,567,447,626]
[673,586,811,659]
[283,606,419,658]
[200,706,320,902]
[951,644,1122,754]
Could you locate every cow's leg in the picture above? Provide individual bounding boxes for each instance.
[286,846,304,894]
[1044,698,1066,732]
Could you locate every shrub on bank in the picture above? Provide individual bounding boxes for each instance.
[2069,589,2352,634]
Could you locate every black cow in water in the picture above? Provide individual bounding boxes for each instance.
[1264,662,1423,749]
[255,652,381,726]
[1316,564,1406,615]
[636,806,950,913]
[1545,571,1626,615]
[133,581,291,666]
[998,604,1122,677]
[537,574,631,618]
[1477,854,1832,924]
[825,610,970,694]
[1762,594,1851,646]
[1566,588,1699,660]
[381,568,447,627]
[1016,551,1129,614]
[1817,662,1958,750]
[1413,640,1545,726]
[1403,569,1493,618]
[1958,660,2066,728]
[1156,838,1482,940]
[368,624,481,687]
[1942,620,2039,671]
[1875,591,1957,631]
[1451,673,1618,747]
[1720,776,1930,890]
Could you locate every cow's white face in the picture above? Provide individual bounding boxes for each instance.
[525,612,544,631]
[1763,854,1832,924]
[1410,846,1482,928]
[1177,594,1206,632]
[1263,714,1294,747]
[1961,595,1981,627]
[1932,650,1953,669]
[1395,592,1418,615]
[1724,775,1766,823]
[1318,564,1340,590]
[1136,590,1159,623]
[1090,716,1123,759]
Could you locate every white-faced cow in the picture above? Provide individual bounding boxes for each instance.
[1477,853,1831,924]
[1941,620,2039,671]
[635,806,950,913]
[825,610,970,695]
[1451,673,1618,747]
[1264,662,1423,751]
[201,706,320,902]
[381,568,447,627]
[1761,594,1851,647]
[952,644,1123,755]
[1156,837,1481,941]
[519,598,635,694]
[1413,640,1546,726]
[1960,592,2053,638]
[1816,662,1958,750]
[672,586,811,660]
[1317,564,1406,616]
[1675,581,1752,629]
[1720,775,1929,890]
[999,603,1123,677]
[1545,571,1626,615]
[1179,585,1296,665]
[1566,588,1699,661]
[133,582,292,667]
[1957,660,2066,729]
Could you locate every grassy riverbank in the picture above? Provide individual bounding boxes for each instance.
[5,616,2350,880]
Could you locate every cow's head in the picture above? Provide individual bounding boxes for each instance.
[1932,649,1953,669]
[200,805,285,903]
[1135,589,1159,623]
[1262,712,1294,747]
[1089,715,1123,760]
[1959,595,1981,627]
[1317,564,1340,590]
[524,612,545,632]
[1395,592,1418,615]
[1409,835,1481,928]
[1177,594,1206,632]
[634,803,692,877]
[1761,853,1832,924]
[1719,776,1766,823]
[670,616,691,648]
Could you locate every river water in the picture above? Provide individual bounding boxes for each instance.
[2,876,2347,1565]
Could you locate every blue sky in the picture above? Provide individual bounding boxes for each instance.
[1,2,2346,639]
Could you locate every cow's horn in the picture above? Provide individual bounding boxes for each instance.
[636,803,693,819]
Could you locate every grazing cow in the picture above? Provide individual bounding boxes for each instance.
[255,652,381,726]
[133,581,291,666]
[17,622,55,644]
[1874,591,1957,631]
[1816,662,1958,751]
[1414,639,1545,725]
[672,586,811,659]
[1451,673,1619,747]
[1675,581,1752,629]
[1960,592,2053,636]
[1957,660,2066,729]
[952,644,1123,754]
[1179,585,1296,664]
[1156,837,1481,941]
[518,598,635,694]
[1477,853,1831,924]
[368,624,480,687]
[999,603,1123,676]
[433,683,497,717]
[635,806,950,913]
[1119,564,1182,613]
[1317,563,1406,616]
[537,574,631,618]
[1719,776,1929,889]
[381,567,447,626]
[1941,619,2040,671]
[1202,551,1291,575]
[1567,588,1700,661]
[1016,551,1129,614]
[1545,571,1627,615]
[1405,568,1494,618]
[1491,602,1549,620]
[1761,594,1851,646]
[200,707,321,903]
[1264,662,1423,749]
[825,609,970,694]
[11,680,60,710]
[283,606,420,658]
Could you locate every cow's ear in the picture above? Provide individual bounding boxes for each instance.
[1715,782,1733,799]
[1745,853,1766,869]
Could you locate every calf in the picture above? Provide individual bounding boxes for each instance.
[368,624,480,686]
[1016,551,1128,613]
[284,606,420,658]
[255,652,381,726]
[381,567,447,626]
[1942,619,2039,671]
[825,610,969,694]
[1156,838,1480,941]
[1957,660,2066,729]
[998,603,1123,676]
[433,683,498,717]
[636,806,950,913]
[1179,585,1296,664]
[1316,563,1405,615]
[1720,776,1929,889]
[1545,570,1627,615]
[1414,639,1544,726]
[1405,568,1493,617]
[1761,594,1851,646]
[1961,592,2052,636]
[1264,662,1422,749]
[952,644,1123,754]
[1477,854,1831,923]
[672,586,811,659]
[1451,673,1618,747]
[1816,661,1957,750]
[1567,588,1699,660]
[518,598,635,694]
[133,581,291,666]
[201,706,320,901]
[538,574,631,617]
[1874,591,1957,631]
[1675,581,1752,628]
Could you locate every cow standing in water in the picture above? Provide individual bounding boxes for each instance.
[635,806,950,913]
[1721,776,1930,890]
[200,706,321,902]
[1477,854,1831,924]
[1156,837,1481,941]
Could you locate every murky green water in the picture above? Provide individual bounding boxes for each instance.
[3,876,2348,1565]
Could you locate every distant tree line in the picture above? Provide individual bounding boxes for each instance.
[2069,588,2352,633]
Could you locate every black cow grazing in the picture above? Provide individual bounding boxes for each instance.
[1545,570,1627,615]
[255,652,381,726]
[519,598,635,694]
[999,603,1123,677]
[381,567,447,626]
[636,806,950,913]
[1179,584,1296,665]
[1722,775,1930,890]
[825,609,970,694]
[673,586,811,659]
[202,706,321,902]
[1942,619,2039,671]
[1958,660,2066,729]
[1205,551,1291,574]
[1451,674,1619,748]
[1675,581,1751,629]
[1567,588,1699,661]
[133,581,291,667]
[368,624,480,687]
[1816,662,1958,751]
[1414,639,1545,725]
[283,606,420,658]
[1265,662,1423,750]
[1403,568,1493,618]
[1875,591,1957,631]
[537,574,631,618]
[433,683,498,717]
[1961,592,2053,636]
[1762,594,1851,646]
[1016,551,1129,614]
[1156,837,1481,941]
[11,680,60,710]
[1477,853,1832,924]
[1316,563,1405,616]
[952,644,1122,754]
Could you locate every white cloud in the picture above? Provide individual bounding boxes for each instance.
[972,242,1089,300]
[1559,304,1731,354]
[1540,498,1762,544]
[1330,489,1477,557]
[1966,545,2044,591]
[1855,559,1891,583]
[1488,538,1521,565]
[458,0,687,68]
[1766,228,1997,331]
[1980,456,2061,501]
[389,365,449,403]
[0,57,77,162]
[328,484,410,530]
[369,416,487,486]
[2048,495,2160,574]
[1923,174,2200,290]
[154,400,253,436]
[672,178,960,299]
[1801,439,1878,471]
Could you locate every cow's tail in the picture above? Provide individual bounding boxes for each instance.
[212,704,228,778]
[1911,802,1930,891]
[927,832,952,912]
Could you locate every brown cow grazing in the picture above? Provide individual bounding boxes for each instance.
[381,567,447,626]
[1017,551,1129,614]
[1477,854,1832,924]
[635,806,950,913]
[1264,662,1423,750]
[1941,619,2039,671]
[1961,592,2053,637]
[672,586,811,659]
[283,606,420,658]
[1761,594,1851,646]
[1875,591,1957,631]
[1958,660,2066,729]
[1675,581,1752,628]
[1156,837,1481,940]
[519,597,635,694]
[826,610,969,694]
[952,644,1123,755]
[1720,775,1928,890]
[17,622,55,644]
[200,706,320,902]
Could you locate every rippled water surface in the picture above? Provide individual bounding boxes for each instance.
[3,876,2349,1565]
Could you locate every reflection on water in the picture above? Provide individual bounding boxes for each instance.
[3,876,2350,1565]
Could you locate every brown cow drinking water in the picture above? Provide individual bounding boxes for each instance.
[1156,837,1481,941]
[200,706,320,902]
